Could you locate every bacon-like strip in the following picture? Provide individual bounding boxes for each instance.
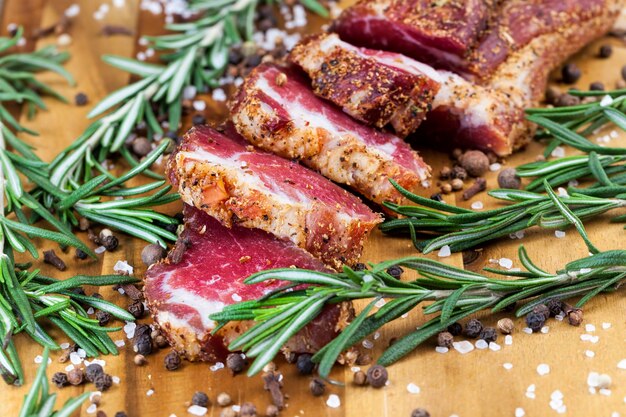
[169,125,381,268]
[145,205,352,362]
[289,33,440,137]
[229,63,431,205]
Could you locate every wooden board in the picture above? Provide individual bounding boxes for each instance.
[2,1,626,416]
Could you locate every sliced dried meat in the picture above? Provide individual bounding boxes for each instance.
[144,205,351,362]
[169,124,381,268]
[289,33,440,137]
[229,63,431,205]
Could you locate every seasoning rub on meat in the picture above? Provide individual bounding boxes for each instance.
[229,63,431,205]
[145,205,352,362]
[168,124,381,269]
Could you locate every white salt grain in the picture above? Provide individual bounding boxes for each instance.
[407,383,420,394]
[438,245,451,257]
[599,388,612,396]
[114,340,125,347]
[350,366,360,372]
[374,299,386,308]
[475,339,488,350]
[435,346,449,354]
[617,359,626,369]
[471,201,484,210]
[551,146,565,158]
[537,364,550,376]
[113,260,134,275]
[515,407,525,417]
[192,100,206,111]
[585,324,596,332]
[34,355,43,364]
[555,314,564,321]
[112,376,120,384]
[503,363,513,370]
[597,374,612,389]
[489,342,501,352]
[146,389,154,396]
[210,362,224,372]
[522,327,533,334]
[94,246,106,254]
[585,350,595,358]
[65,4,80,17]
[602,322,612,330]
[123,322,137,339]
[326,394,341,408]
[499,258,513,269]
[362,339,373,349]
[453,341,474,354]
[590,335,599,344]
[555,230,566,238]
[183,86,197,100]
[580,334,592,341]
[489,163,501,172]
[86,404,97,414]
[65,364,75,372]
[588,372,600,387]
[187,405,207,416]
[540,326,550,334]
[505,335,513,345]
[87,307,95,315]
[60,342,70,349]
[600,95,614,107]
[70,352,82,365]
[231,293,242,302]
[212,89,227,102]
[57,34,72,46]
[77,348,87,358]
[551,390,563,401]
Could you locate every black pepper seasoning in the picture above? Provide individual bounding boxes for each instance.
[85,363,104,382]
[226,353,246,374]
[599,44,612,58]
[75,248,88,260]
[532,304,550,320]
[192,391,210,407]
[447,322,462,336]
[366,365,388,388]
[75,92,88,106]
[386,265,404,279]
[353,263,367,271]
[589,82,605,91]
[95,310,111,326]
[94,373,113,391]
[545,298,563,317]
[133,328,152,356]
[561,63,582,84]
[525,312,546,332]
[479,327,497,343]
[164,351,181,370]
[296,353,315,375]
[309,378,325,396]
[464,319,483,338]
[127,300,145,319]
[51,372,69,388]
[192,114,206,125]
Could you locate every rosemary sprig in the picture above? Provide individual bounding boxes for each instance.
[210,245,626,377]
[379,180,623,254]
[18,348,90,417]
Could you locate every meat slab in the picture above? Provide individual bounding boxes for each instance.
[332,0,620,79]
[229,63,431,205]
[289,33,440,137]
[168,124,380,268]
[144,205,351,362]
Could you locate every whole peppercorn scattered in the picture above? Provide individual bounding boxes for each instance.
[386,265,404,279]
[127,300,145,319]
[266,404,280,417]
[85,363,104,382]
[545,86,561,104]
[94,373,113,391]
[96,310,111,326]
[555,93,581,107]
[353,262,367,271]
[133,331,152,356]
[134,354,146,366]
[217,392,232,406]
[240,402,257,417]
[309,377,325,396]
[92,393,102,405]
[353,370,367,386]
[164,350,181,371]
[430,193,443,202]
[131,137,152,157]
[440,183,452,194]
[439,166,452,180]
[589,81,605,91]
[296,353,315,375]
[411,409,431,417]
[366,365,388,388]
[525,312,545,332]
[115,412,128,417]
[153,333,168,349]
[437,331,454,348]
[451,178,464,191]
[545,298,563,316]
[532,304,550,320]
[226,353,246,374]
[451,166,467,180]
[192,391,210,407]
[141,243,167,266]
[497,168,521,189]
[566,307,584,326]
[497,318,514,334]
[561,63,581,84]
[74,92,88,106]
[192,114,206,125]
[464,319,483,338]
[447,322,462,336]
[479,327,497,343]
[67,368,84,385]
[451,148,463,160]
[51,372,68,388]
[459,150,489,177]
[75,248,88,260]
[599,44,612,58]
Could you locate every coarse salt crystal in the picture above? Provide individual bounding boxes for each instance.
[438,245,451,258]
[499,258,513,269]
[124,322,137,338]
[192,100,206,111]
[503,363,513,370]
[187,405,207,416]
[555,314,564,321]
[87,307,95,315]
[515,408,525,417]
[557,187,568,197]
[115,340,125,347]
[70,352,82,365]
[210,362,224,371]
[537,364,550,376]
[212,88,227,102]
[600,95,614,107]
[60,342,70,349]
[435,346,449,354]
[326,394,341,408]
[617,359,626,369]
[374,299,386,308]
[112,376,120,384]
[86,404,97,414]
[526,392,536,399]
[522,327,533,334]
[373,332,381,340]
[114,260,134,275]
[77,348,87,358]
[113,0,125,7]
[600,388,612,396]
[585,350,595,358]
[65,364,75,372]
[65,4,80,17]
[505,335,513,345]
[590,335,599,344]
[581,334,592,341]
[471,201,484,210]
[94,246,106,254]
[232,406,241,412]
[555,230,566,238]
[350,366,360,372]
[475,339,488,349]
[489,163,501,172]
[602,322,611,330]
[362,339,373,349]
[146,389,154,396]
[118,287,126,295]
[489,342,501,351]
[585,324,596,332]
[407,383,420,394]
[453,341,474,354]
[231,293,242,302]
[540,326,550,334]
[587,372,600,387]
[183,86,197,100]
[57,33,72,46]
[551,146,565,158]
[34,355,43,364]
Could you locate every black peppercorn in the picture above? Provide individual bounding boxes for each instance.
[296,354,315,375]
[240,402,257,417]
[192,114,206,125]
[447,322,462,336]
[128,300,145,319]
[96,310,111,326]
[589,82,604,91]
[430,193,443,202]
[101,235,118,251]
[85,363,104,382]
[545,298,563,316]
[525,312,545,332]
[386,265,404,279]
[464,319,483,338]
[599,44,612,58]
[411,409,431,417]
[133,332,152,356]
[75,92,88,106]
[451,166,467,180]
[75,248,88,260]
[164,351,181,371]
[479,327,497,343]
[114,413,128,417]
[366,365,388,388]
[226,353,246,374]
[94,373,113,391]
[561,63,582,84]
[555,93,580,107]
[51,372,69,388]
[532,304,550,320]
[353,262,367,271]
[309,377,325,396]
[192,391,210,407]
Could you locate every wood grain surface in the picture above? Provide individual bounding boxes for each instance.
[1,1,625,416]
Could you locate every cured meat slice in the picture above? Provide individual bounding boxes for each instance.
[289,33,440,137]
[144,205,351,362]
[168,124,381,268]
[333,0,619,79]
[229,63,431,205]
